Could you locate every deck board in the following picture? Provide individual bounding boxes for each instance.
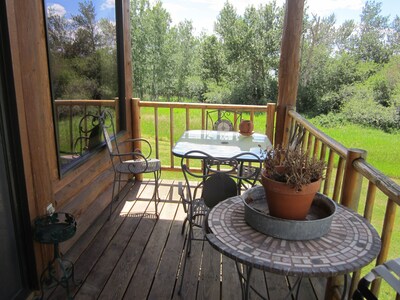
[51,179,327,300]
[221,256,242,299]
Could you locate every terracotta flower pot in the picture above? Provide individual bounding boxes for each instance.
[261,171,321,220]
[239,120,254,135]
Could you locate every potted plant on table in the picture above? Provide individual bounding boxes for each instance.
[261,147,326,220]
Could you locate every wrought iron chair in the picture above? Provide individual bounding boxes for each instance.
[177,150,262,294]
[206,109,242,131]
[352,257,400,300]
[97,111,161,219]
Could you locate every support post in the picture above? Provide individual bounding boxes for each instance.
[275,0,305,147]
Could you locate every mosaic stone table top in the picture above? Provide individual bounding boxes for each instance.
[206,189,381,277]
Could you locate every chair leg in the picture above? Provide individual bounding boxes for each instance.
[187,220,193,256]
[181,217,188,235]
[178,228,192,295]
[152,169,161,218]
[115,173,122,201]
[108,173,121,220]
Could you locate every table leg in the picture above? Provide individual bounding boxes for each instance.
[284,276,303,299]
[234,261,268,300]
[235,262,251,300]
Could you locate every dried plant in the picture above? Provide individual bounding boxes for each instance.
[263,147,326,191]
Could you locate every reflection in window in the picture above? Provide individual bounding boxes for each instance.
[44,0,120,172]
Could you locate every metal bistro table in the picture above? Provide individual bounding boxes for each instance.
[206,187,381,300]
[172,130,272,161]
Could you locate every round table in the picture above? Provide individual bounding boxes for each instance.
[206,187,381,299]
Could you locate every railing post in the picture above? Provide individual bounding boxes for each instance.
[325,149,367,300]
[340,148,367,210]
[132,98,143,181]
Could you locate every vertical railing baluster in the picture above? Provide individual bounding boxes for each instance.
[332,157,345,202]
[371,199,397,295]
[313,138,320,159]
[266,104,275,146]
[364,182,377,221]
[69,104,73,153]
[349,182,377,296]
[323,149,335,197]
[154,107,159,159]
[170,108,174,169]
[186,107,190,130]
[201,108,206,129]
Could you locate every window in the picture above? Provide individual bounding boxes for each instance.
[43,0,124,175]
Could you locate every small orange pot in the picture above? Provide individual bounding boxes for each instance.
[261,171,321,220]
[239,120,254,134]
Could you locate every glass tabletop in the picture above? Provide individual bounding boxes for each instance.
[172,130,272,161]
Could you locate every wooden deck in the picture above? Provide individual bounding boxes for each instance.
[48,179,328,300]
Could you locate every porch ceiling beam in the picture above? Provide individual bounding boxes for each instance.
[275,0,305,147]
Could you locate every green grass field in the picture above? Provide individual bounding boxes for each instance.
[311,123,400,179]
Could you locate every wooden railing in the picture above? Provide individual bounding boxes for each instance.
[132,98,276,172]
[284,108,400,299]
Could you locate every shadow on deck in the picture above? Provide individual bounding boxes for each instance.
[47,179,327,299]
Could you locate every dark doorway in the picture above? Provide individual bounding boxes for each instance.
[0,2,37,298]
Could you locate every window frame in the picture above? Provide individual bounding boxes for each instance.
[42,0,126,177]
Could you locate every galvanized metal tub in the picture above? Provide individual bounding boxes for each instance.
[243,186,336,240]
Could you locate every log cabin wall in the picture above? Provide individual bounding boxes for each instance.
[5,0,133,277]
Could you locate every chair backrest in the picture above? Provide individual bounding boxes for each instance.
[181,150,262,208]
[352,257,400,300]
[201,173,237,208]
[97,110,119,158]
[74,113,103,155]
[206,109,242,131]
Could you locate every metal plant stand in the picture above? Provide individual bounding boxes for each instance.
[33,212,77,299]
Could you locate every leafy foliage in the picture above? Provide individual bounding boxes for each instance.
[126,0,400,132]
[46,0,118,101]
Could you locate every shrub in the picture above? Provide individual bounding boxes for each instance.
[311,113,348,128]
[342,97,399,132]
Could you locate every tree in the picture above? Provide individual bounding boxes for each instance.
[131,0,150,99]
[46,7,71,55]
[201,35,225,85]
[298,14,336,113]
[172,20,197,99]
[389,15,400,54]
[356,0,391,63]
[214,2,283,104]
[70,0,98,57]
[215,3,245,64]
[335,20,357,54]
